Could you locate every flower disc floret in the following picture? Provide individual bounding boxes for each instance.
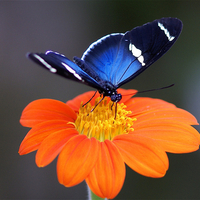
[74,97,136,141]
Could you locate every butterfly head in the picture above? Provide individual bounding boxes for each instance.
[110,92,122,103]
[100,88,122,103]
[99,82,122,103]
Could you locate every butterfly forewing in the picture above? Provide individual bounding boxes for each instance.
[81,33,124,82]
[82,18,182,88]
[115,18,183,87]
[27,51,103,90]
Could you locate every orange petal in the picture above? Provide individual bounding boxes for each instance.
[126,97,176,115]
[19,120,74,155]
[113,134,169,178]
[133,120,200,153]
[85,140,125,199]
[36,128,78,167]
[66,91,100,112]
[117,88,137,103]
[135,107,198,125]
[57,135,99,187]
[20,99,77,127]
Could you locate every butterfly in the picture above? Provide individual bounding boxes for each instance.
[27,17,182,103]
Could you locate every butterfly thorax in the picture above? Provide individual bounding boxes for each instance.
[74,56,122,102]
[74,56,101,82]
[98,81,122,103]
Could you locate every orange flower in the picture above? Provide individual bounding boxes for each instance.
[19,88,200,199]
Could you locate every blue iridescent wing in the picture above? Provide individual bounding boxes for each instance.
[27,17,182,97]
[81,17,182,88]
[27,51,104,90]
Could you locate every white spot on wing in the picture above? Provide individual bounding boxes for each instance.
[158,22,175,41]
[45,50,65,57]
[129,43,145,66]
[61,62,82,81]
[34,54,57,73]
[138,56,144,65]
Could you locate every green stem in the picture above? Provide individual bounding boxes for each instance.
[87,184,108,200]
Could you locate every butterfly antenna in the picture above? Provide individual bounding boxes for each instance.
[82,91,98,107]
[137,83,174,94]
[122,83,174,97]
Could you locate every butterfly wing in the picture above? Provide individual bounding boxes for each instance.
[27,51,104,90]
[81,17,183,88]
[81,33,124,83]
[27,18,182,94]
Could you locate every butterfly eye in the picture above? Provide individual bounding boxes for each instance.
[111,93,122,103]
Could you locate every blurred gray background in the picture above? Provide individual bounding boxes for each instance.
[1,1,200,199]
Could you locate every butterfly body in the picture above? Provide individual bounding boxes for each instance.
[28,18,182,102]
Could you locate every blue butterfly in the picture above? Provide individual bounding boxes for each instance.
[27,17,182,103]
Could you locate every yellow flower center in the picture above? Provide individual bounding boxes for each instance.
[74,97,136,142]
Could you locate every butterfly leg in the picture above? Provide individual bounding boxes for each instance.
[90,96,105,113]
[82,91,98,107]
[115,102,117,119]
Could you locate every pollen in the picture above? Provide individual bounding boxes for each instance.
[74,97,136,142]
